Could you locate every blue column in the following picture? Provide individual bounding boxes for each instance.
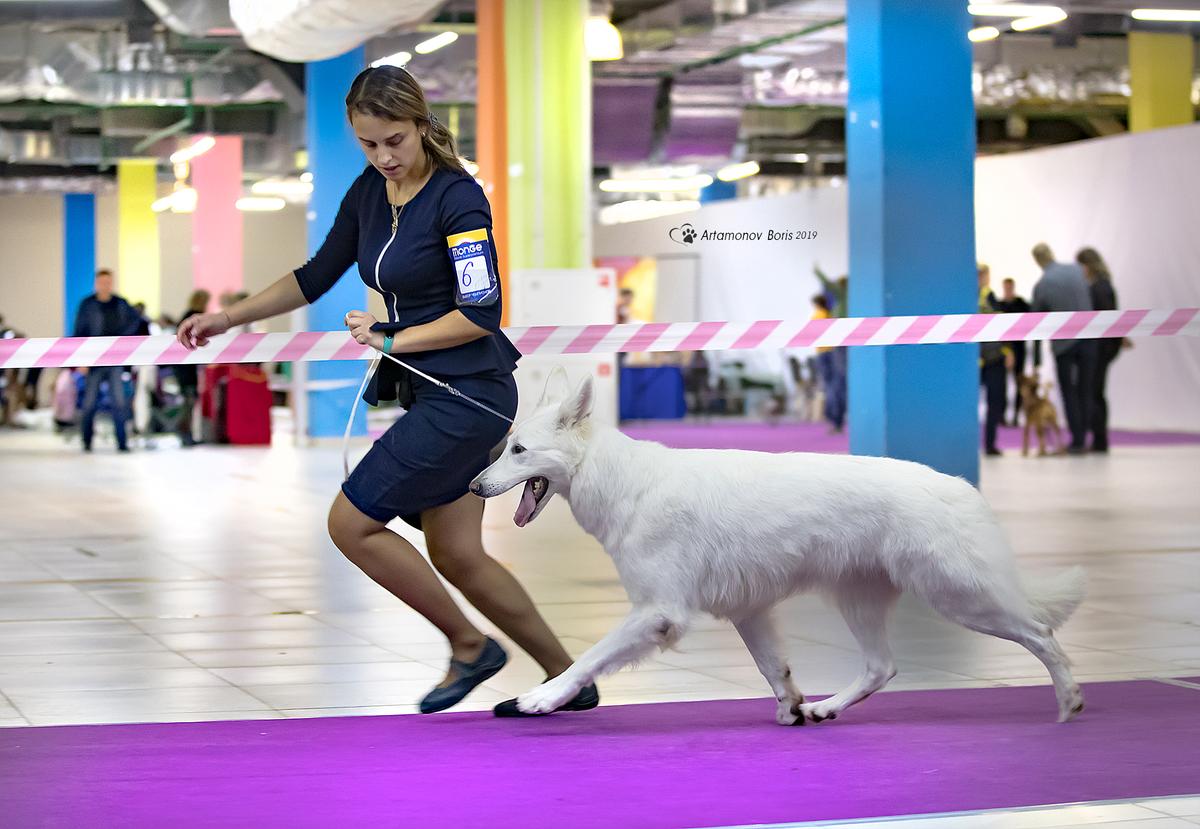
[306,48,367,437]
[63,193,96,336]
[699,179,736,203]
[846,0,979,485]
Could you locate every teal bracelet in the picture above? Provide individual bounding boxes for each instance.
[382,334,394,355]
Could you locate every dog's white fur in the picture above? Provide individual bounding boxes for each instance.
[471,368,1086,725]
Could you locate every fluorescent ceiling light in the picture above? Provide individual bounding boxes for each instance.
[236,196,286,212]
[299,172,313,183]
[415,32,457,55]
[1131,8,1200,20]
[586,16,624,61]
[251,177,313,197]
[598,199,700,226]
[371,51,412,68]
[599,174,714,193]
[152,187,196,214]
[169,136,215,165]
[969,25,1001,41]
[968,3,1061,16]
[717,161,760,182]
[1010,9,1067,30]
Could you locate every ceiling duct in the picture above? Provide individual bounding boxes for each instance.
[0,24,287,108]
[229,0,448,63]
[140,0,237,37]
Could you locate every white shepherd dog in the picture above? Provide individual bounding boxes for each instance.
[470,369,1086,725]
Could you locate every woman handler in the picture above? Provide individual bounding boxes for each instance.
[178,66,596,717]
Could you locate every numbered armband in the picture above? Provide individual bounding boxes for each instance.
[447,229,500,307]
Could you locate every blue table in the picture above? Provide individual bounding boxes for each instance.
[619,366,687,420]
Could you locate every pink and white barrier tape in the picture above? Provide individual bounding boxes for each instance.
[1,309,1196,370]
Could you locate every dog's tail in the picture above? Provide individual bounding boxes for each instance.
[1024,566,1086,630]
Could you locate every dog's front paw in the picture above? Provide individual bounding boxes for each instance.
[516,679,578,715]
[776,698,805,726]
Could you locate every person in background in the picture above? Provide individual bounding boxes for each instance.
[996,277,1033,425]
[812,294,845,434]
[174,289,211,446]
[814,265,849,434]
[978,263,999,312]
[1030,243,1096,455]
[1076,247,1125,453]
[616,287,634,325]
[979,289,1013,456]
[73,268,140,452]
[814,264,848,318]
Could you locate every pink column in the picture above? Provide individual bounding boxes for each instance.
[190,136,243,308]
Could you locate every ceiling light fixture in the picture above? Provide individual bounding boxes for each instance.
[969,25,1001,41]
[371,51,412,68]
[717,161,760,182]
[599,174,714,193]
[169,136,215,165]
[251,178,313,197]
[586,15,624,61]
[967,3,1061,16]
[1010,8,1067,30]
[415,32,458,55]
[236,196,286,212]
[1131,8,1200,21]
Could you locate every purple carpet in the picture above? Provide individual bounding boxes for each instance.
[3,680,1198,829]
[622,421,1200,455]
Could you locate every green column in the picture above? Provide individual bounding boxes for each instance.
[505,0,590,269]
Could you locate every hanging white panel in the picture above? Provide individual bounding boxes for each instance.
[228,0,445,63]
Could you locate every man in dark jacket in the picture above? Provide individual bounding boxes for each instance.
[73,269,140,452]
[996,277,1035,425]
[1030,243,1096,454]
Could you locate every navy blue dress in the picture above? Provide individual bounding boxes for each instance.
[295,166,521,528]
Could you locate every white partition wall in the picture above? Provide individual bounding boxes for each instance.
[595,125,1200,433]
[975,123,1200,432]
[508,268,618,427]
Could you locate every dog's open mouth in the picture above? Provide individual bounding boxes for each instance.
[514,476,549,527]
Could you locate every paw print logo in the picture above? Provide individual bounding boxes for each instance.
[669,223,698,246]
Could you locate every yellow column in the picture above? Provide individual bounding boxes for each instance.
[1128,31,1196,133]
[116,159,161,315]
[505,0,589,270]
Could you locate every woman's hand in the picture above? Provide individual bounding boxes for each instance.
[345,310,385,351]
[177,312,232,350]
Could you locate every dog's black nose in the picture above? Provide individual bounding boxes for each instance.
[469,481,482,495]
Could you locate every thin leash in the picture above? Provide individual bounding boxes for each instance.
[342,343,514,480]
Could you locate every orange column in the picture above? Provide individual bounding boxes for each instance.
[476,0,510,326]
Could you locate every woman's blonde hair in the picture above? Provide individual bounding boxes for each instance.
[345,66,465,176]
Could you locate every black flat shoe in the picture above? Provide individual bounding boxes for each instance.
[419,637,507,714]
[493,682,600,718]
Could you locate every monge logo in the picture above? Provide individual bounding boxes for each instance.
[669,223,697,246]
[454,241,485,256]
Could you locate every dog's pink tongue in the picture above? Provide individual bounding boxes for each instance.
[513,481,537,527]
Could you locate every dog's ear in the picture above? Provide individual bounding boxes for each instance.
[557,375,594,429]
[538,366,572,408]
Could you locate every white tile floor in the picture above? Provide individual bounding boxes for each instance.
[1,427,1198,827]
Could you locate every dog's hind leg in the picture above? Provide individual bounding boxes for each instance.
[925,589,1084,722]
[733,610,805,725]
[515,607,688,715]
[800,577,900,723]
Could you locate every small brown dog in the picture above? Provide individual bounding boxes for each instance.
[1017,375,1063,456]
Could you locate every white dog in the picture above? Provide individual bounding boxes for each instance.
[470,368,1086,725]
